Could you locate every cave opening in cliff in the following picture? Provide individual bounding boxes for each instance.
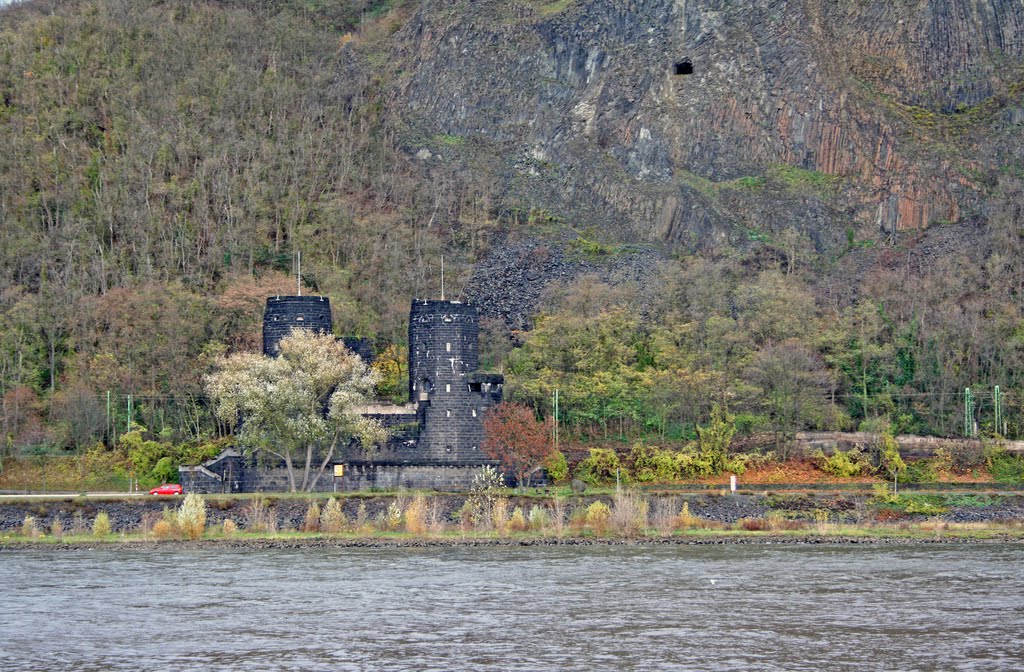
[674,61,693,75]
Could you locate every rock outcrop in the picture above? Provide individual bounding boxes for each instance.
[385,0,1024,254]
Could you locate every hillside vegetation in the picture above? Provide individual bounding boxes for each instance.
[0,0,1023,485]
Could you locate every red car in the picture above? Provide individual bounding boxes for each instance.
[149,484,183,496]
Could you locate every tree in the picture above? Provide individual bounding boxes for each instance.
[744,341,835,455]
[482,402,554,488]
[878,431,906,492]
[205,330,386,492]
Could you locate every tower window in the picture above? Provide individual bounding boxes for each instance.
[674,60,693,75]
[472,409,477,417]
[446,384,451,393]
[446,342,451,352]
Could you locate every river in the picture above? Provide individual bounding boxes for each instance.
[2,543,1023,670]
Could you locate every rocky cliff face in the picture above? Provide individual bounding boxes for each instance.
[384,0,1024,253]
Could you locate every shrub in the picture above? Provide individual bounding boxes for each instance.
[302,502,322,533]
[355,502,368,530]
[816,449,870,478]
[152,519,175,539]
[652,497,679,535]
[21,515,40,539]
[738,517,768,531]
[543,451,569,483]
[50,518,64,539]
[899,459,938,484]
[987,448,1024,482]
[176,493,207,540]
[405,494,427,535]
[813,509,830,534]
[137,511,161,535]
[491,498,510,535]
[630,444,682,482]
[383,502,403,531]
[676,501,701,530]
[902,496,948,516]
[528,505,550,531]
[508,507,528,532]
[952,442,985,471]
[245,495,276,533]
[878,432,906,482]
[222,519,238,535]
[694,405,738,476]
[456,499,477,532]
[426,499,446,533]
[610,489,648,536]
[320,498,347,533]
[576,448,625,485]
[92,511,112,537]
[552,497,566,536]
[585,501,611,535]
[872,482,899,504]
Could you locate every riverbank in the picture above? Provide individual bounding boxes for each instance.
[3,490,1024,532]
[3,488,1023,553]
[4,524,1024,551]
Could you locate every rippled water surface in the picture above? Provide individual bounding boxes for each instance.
[2,543,1023,671]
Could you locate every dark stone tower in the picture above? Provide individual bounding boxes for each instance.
[408,299,502,463]
[262,296,333,356]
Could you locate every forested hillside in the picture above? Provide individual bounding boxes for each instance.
[1,0,1023,479]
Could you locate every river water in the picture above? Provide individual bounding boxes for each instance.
[2,543,1022,671]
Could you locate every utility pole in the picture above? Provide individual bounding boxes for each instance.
[552,388,560,453]
[964,388,975,438]
[994,385,1003,437]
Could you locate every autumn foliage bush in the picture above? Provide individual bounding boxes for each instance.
[483,403,553,487]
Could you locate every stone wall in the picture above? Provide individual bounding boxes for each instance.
[181,448,495,493]
[340,461,494,491]
[795,432,1024,459]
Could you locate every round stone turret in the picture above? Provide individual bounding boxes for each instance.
[263,296,333,356]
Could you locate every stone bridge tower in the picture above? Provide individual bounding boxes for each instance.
[262,296,333,356]
[408,299,502,463]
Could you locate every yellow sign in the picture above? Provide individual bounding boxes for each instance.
[333,464,345,477]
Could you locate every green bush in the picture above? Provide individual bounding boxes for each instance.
[899,459,938,484]
[902,496,948,516]
[527,505,550,530]
[585,501,611,534]
[92,511,112,537]
[576,448,626,485]
[320,497,347,533]
[987,448,1024,482]
[630,444,680,482]
[543,451,569,482]
[816,449,871,478]
[878,432,906,481]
